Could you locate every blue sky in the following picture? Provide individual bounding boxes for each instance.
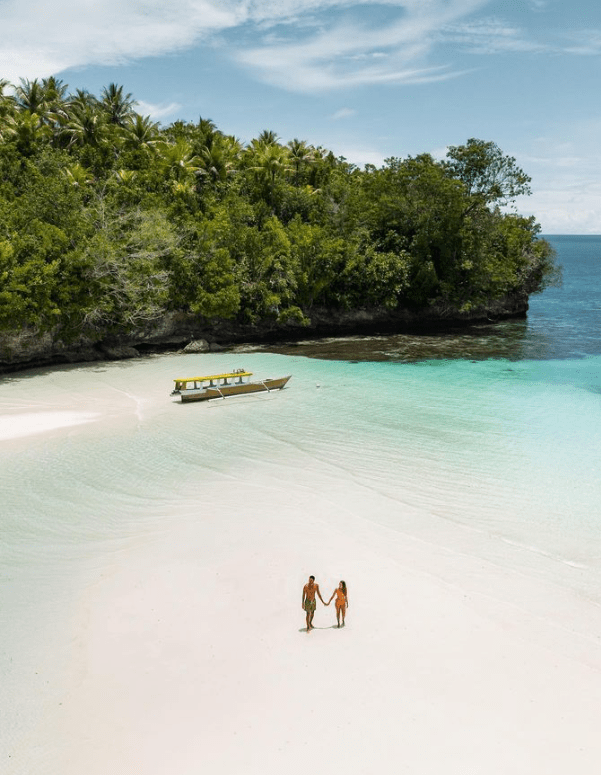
[1,0,600,232]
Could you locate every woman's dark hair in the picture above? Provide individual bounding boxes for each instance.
[340,580,347,594]
[309,575,315,580]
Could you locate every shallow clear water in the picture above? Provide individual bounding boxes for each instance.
[1,235,601,757]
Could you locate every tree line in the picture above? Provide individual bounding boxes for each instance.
[0,77,558,343]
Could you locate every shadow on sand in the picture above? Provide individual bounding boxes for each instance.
[298,624,346,633]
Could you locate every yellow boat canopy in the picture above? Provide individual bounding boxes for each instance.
[173,371,253,387]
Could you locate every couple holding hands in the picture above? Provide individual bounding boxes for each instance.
[302,575,348,632]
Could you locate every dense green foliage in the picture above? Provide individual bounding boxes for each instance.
[0,77,558,341]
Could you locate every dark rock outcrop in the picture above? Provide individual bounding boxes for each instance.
[0,293,528,374]
[182,339,210,354]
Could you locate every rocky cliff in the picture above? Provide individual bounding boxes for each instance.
[0,293,529,373]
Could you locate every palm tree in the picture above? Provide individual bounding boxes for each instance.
[42,76,68,99]
[122,114,161,152]
[156,138,200,183]
[288,138,315,185]
[38,77,71,140]
[196,116,220,149]
[0,80,15,139]
[197,116,217,135]
[2,111,52,151]
[100,83,136,127]
[256,129,279,146]
[41,77,68,114]
[68,89,99,112]
[14,78,47,115]
[64,162,94,188]
[165,119,195,143]
[307,145,338,188]
[114,169,137,186]
[198,141,238,185]
[0,79,14,110]
[170,180,196,199]
[60,103,107,148]
[222,135,245,171]
[248,142,292,185]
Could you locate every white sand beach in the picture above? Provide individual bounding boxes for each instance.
[3,355,601,774]
[0,410,99,441]
[8,465,601,775]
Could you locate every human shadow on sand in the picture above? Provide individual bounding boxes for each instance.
[298,624,345,633]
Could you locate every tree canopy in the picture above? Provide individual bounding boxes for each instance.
[0,77,558,344]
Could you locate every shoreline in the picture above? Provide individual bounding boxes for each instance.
[0,299,529,375]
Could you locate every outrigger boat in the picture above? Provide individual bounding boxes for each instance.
[171,368,291,403]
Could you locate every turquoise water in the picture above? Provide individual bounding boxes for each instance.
[1,235,601,760]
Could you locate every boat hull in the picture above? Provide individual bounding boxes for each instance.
[178,375,291,403]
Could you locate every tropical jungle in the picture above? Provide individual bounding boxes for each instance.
[0,77,559,364]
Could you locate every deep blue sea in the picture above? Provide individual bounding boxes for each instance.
[528,235,601,359]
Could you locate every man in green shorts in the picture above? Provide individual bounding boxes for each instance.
[302,575,326,632]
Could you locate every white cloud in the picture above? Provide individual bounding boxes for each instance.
[330,107,356,120]
[0,0,241,83]
[442,18,546,54]
[519,189,601,235]
[515,127,601,233]
[0,0,489,89]
[0,0,598,97]
[563,31,601,56]
[443,18,601,59]
[237,0,488,92]
[136,100,182,121]
[334,145,387,168]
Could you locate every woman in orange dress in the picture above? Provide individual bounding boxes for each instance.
[328,580,348,627]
